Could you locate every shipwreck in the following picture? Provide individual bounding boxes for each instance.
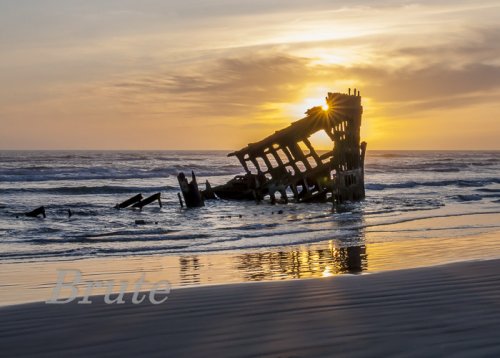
[178,89,367,207]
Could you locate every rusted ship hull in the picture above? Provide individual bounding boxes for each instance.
[180,89,367,207]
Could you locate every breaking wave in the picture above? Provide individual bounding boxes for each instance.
[366,178,500,191]
[0,185,175,195]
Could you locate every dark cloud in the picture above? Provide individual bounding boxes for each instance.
[110,54,314,117]
[107,23,500,119]
[389,92,500,115]
[108,48,500,120]
[354,63,500,101]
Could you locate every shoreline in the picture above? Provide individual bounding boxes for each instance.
[2,258,500,356]
[3,255,499,308]
[2,227,499,307]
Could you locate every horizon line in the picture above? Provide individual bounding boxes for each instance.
[0,148,499,152]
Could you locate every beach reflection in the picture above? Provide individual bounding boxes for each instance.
[179,256,201,285]
[177,208,368,284]
[234,244,367,282]
[3,226,500,305]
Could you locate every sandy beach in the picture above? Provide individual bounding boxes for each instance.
[2,258,500,357]
[2,0,500,356]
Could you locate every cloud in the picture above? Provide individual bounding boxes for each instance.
[392,26,500,65]
[355,63,500,101]
[106,54,315,119]
[2,0,499,148]
[104,43,500,122]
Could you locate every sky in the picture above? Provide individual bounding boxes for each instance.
[1,0,499,150]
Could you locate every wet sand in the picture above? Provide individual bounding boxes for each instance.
[2,226,500,306]
[2,259,500,357]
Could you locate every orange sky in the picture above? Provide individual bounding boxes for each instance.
[1,0,499,150]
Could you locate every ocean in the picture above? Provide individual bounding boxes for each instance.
[0,150,499,304]
[0,150,499,261]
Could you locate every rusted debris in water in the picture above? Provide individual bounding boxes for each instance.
[115,194,143,209]
[132,193,162,210]
[180,89,367,205]
[178,172,205,208]
[177,193,184,208]
[202,180,217,200]
[25,206,46,218]
[115,193,162,210]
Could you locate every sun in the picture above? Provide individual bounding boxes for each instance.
[322,104,329,111]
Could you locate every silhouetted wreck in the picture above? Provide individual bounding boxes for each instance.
[179,89,367,207]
